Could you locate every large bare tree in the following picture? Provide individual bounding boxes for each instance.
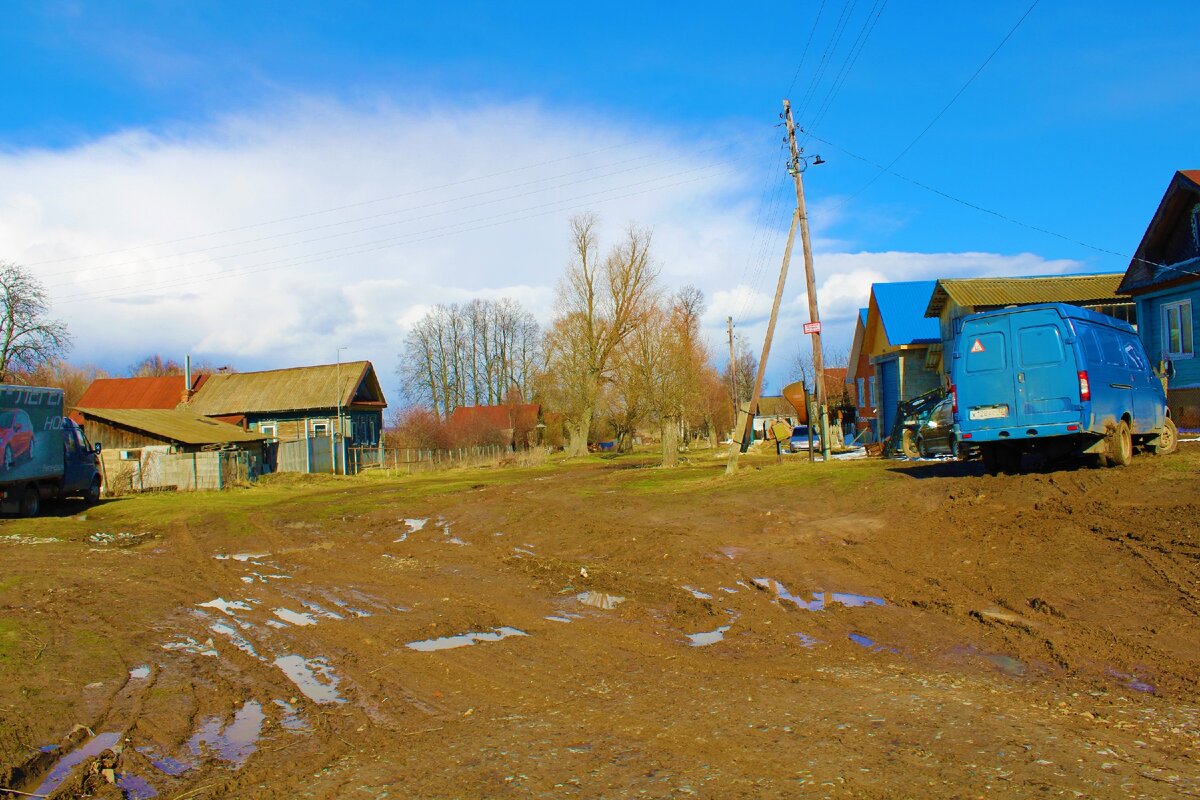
[543,214,659,457]
[0,263,71,383]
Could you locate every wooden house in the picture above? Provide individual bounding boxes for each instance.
[1118,170,1200,428]
[846,308,873,436]
[183,361,387,445]
[861,281,943,439]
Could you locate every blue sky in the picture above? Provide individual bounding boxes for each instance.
[0,1,1195,396]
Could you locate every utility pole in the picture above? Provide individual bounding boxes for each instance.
[727,316,738,422]
[724,98,829,474]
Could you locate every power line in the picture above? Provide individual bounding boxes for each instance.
[793,0,858,127]
[785,0,828,98]
[52,156,753,306]
[36,141,736,286]
[799,0,888,148]
[801,130,1174,273]
[26,138,650,267]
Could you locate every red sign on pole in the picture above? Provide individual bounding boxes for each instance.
[803,321,823,335]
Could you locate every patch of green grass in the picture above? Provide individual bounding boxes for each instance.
[0,575,24,593]
[0,618,21,664]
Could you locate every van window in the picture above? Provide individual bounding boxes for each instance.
[1018,325,1064,367]
[1097,329,1126,367]
[1123,339,1147,371]
[964,331,1006,373]
[1079,327,1104,366]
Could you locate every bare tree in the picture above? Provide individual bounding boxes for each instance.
[13,359,107,409]
[543,214,660,457]
[127,354,232,378]
[0,263,71,383]
[722,335,757,412]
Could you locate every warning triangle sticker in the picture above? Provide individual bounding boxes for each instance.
[970,339,985,353]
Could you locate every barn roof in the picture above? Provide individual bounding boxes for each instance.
[75,375,206,410]
[184,361,386,416]
[75,408,265,445]
[1119,170,1200,294]
[872,281,941,345]
[925,273,1125,317]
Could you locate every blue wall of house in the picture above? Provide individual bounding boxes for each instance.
[1134,284,1200,391]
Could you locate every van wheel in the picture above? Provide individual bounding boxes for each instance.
[84,477,101,505]
[1149,417,1178,456]
[1108,421,1133,467]
[19,486,40,518]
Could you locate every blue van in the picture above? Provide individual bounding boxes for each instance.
[951,303,1177,474]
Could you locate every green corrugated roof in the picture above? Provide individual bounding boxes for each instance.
[924,274,1126,317]
[75,408,265,445]
[184,361,384,416]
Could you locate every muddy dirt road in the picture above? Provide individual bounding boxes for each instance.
[1,447,1198,798]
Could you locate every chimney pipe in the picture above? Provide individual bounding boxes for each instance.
[182,354,194,403]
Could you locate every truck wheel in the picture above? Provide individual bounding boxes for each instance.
[1149,417,1178,456]
[916,436,928,459]
[1108,420,1133,467]
[84,477,101,505]
[19,486,40,518]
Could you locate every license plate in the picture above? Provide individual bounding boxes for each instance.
[969,405,1009,420]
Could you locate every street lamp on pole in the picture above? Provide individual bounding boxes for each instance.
[335,346,347,475]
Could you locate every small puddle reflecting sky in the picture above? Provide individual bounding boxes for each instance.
[406,627,528,652]
[753,579,885,611]
[187,700,264,767]
[33,732,122,797]
[577,592,625,610]
[274,655,346,704]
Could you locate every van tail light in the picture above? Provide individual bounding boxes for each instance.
[950,384,957,414]
[1078,370,1091,402]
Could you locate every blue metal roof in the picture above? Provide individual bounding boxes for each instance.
[858,307,868,327]
[872,281,941,345]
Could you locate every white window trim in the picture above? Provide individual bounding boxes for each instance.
[309,418,332,436]
[259,422,278,439]
[1162,299,1194,360]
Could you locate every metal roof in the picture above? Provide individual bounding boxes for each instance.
[924,273,1125,317]
[184,361,386,416]
[75,375,206,410]
[75,408,266,445]
[872,281,941,345]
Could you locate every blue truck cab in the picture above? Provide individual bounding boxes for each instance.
[951,303,1177,473]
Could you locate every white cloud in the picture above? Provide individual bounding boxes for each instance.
[0,98,1089,402]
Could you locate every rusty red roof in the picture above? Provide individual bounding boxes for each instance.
[75,374,206,410]
[1181,170,1200,187]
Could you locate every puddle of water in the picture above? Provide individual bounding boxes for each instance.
[753,580,886,612]
[116,773,158,799]
[215,553,270,562]
[394,532,409,543]
[242,571,292,584]
[848,632,898,653]
[33,732,122,797]
[406,627,528,652]
[446,536,468,546]
[544,614,583,623]
[273,608,318,627]
[577,592,625,610]
[681,585,713,600]
[273,699,309,732]
[273,655,346,704]
[794,632,819,648]
[197,598,253,616]
[686,625,731,647]
[209,622,260,659]
[403,518,428,532]
[161,636,218,658]
[187,700,264,767]
[1106,669,1156,694]
[265,620,288,629]
[717,546,746,560]
[147,754,191,776]
[39,745,58,753]
[327,597,372,617]
[985,653,1027,677]
[129,665,151,679]
[719,587,738,594]
[300,600,344,620]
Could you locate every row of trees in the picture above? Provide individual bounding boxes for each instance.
[399,298,540,419]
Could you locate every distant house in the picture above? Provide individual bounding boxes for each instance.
[923,273,1132,373]
[75,407,265,492]
[1118,170,1200,428]
[448,403,540,448]
[69,374,207,423]
[863,281,943,439]
[846,308,872,435]
[183,361,387,445]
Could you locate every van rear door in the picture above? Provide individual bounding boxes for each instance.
[1011,308,1079,428]
[958,314,1015,428]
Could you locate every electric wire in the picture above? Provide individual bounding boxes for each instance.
[799,0,888,149]
[784,0,828,98]
[26,138,650,266]
[53,155,753,306]
[793,0,858,127]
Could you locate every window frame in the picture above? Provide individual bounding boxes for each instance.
[259,422,278,440]
[1161,299,1194,360]
[309,418,331,437]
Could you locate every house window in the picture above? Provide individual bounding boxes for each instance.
[259,423,277,440]
[1162,300,1194,359]
[868,376,878,410]
[310,419,331,437]
[857,378,867,407]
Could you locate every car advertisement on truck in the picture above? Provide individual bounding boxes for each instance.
[0,385,66,481]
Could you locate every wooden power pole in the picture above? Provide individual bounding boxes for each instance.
[726,316,737,421]
[725,98,830,474]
